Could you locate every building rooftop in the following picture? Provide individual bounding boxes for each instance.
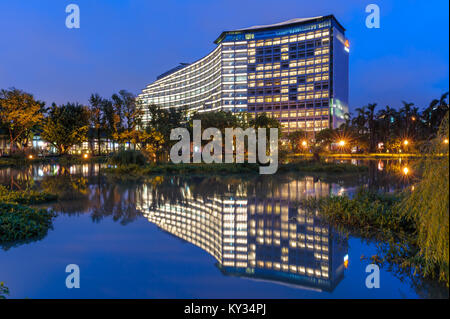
[214,15,345,44]
[156,63,190,80]
[234,16,323,32]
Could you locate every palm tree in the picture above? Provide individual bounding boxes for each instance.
[400,101,414,137]
[352,107,367,136]
[365,103,377,152]
[423,92,449,137]
[377,105,398,144]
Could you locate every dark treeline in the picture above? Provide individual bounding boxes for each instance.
[1,87,448,159]
[286,93,449,154]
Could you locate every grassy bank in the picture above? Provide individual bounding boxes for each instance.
[0,155,108,168]
[103,160,367,178]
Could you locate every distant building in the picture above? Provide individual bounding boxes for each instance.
[138,15,349,135]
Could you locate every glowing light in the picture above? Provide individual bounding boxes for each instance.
[338,140,346,147]
[403,140,409,146]
[402,167,409,175]
[301,140,307,147]
[343,254,349,268]
[83,153,89,159]
[28,155,33,160]
[444,139,449,144]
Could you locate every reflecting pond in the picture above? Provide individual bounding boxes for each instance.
[0,162,447,298]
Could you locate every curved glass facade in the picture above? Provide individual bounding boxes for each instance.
[138,15,348,134]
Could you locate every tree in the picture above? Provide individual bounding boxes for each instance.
[88,93,104,155]
[285,130,308,153]
[111,90,142,148]
[101,98,116,153]
[422,92,449,138]
[400,101,415,137]
[249,113,281,131]
[0,88,44,154]
[315,128,335,149]
[365,103,377,152]
[399,111,449,285]
[41,103,90,155]
[146,104,186,162]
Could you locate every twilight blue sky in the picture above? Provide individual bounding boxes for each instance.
[0,0,448,114]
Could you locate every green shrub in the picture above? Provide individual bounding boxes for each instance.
[108,149,147,166]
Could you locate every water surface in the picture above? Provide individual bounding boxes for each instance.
[0,162,447,299]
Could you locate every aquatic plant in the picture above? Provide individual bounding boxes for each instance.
[0,202,55,242]
[108,149,147,166]
[0,185,57,204]
[398,112,449,285]
[103,160,367,179]
[0,282,9,299]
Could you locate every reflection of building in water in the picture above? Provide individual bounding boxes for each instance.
[136,177,347,292]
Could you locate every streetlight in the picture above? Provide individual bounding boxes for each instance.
[28,154,33,160]
[403,140,409,146]
[402,166,409,175]
[338,140,346,147]
[301,140,307,148]
[83,153,89,159]
[444,138,449,145]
